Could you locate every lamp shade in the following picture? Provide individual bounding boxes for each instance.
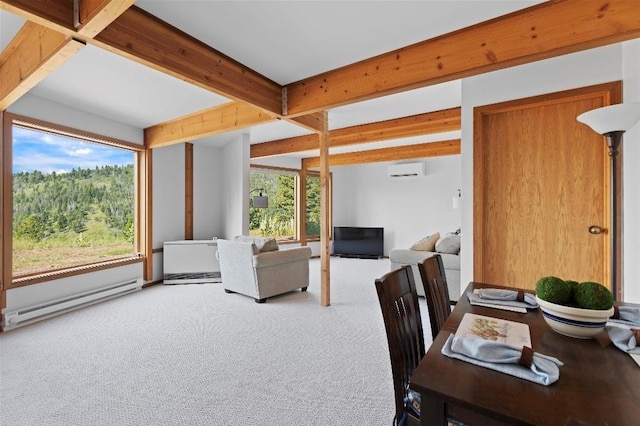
[253,196,268,209]
[577,102,640,135]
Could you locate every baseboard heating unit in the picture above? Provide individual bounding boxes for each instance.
[1,278,142,331]
[163,240,221,284]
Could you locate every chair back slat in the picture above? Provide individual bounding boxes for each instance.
[375,265,425,424]
[418,254,452,338]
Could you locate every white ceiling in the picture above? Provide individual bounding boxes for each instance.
[0,1,545,157]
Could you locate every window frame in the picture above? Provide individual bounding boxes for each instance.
[2,113,148,289]
[303,170,331,242]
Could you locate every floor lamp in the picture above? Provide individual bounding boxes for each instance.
[577,103,640,301]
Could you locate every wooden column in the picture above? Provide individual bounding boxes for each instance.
[185,143,193,240]
[299,167,307,246]
[0,112,10,312]
[319,112,330,306]
[137,148,153,281]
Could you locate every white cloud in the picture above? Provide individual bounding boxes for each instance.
[71,148,92,156]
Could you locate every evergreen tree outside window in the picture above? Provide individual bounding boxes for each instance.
[12,124,136,277]
[250,170,296,240]
[249,168,327,241]
[306,174,321,238]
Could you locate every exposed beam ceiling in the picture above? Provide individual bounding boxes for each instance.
[93,6,283,115]
[251,108,461,158]
[0,22,84,110]
[0,0,135,111]
[0,1,322,140]
[283,0,640,116]
[2,0,640,154]
[302,140,461,169]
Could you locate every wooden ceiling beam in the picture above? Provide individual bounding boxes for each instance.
[284,0,640,116]
[77,0,137,38]
[330,107,460,147]
[251,107,460,158]
[0,0,75,33]
[145,102,276,149]
[0,22,85,110]
[93,6,282,116]
[288,111,328,133]
[251,134,318,158]
[302,139,461,169]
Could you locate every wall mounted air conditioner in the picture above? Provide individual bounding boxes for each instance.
[387,162,425,177]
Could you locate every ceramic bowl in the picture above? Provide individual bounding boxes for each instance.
[536,296,614,339]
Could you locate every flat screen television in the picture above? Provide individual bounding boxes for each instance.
[333,226,384,259]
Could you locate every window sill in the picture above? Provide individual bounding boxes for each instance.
[10,256,144,289]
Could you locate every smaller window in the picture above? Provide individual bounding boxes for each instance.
[250,169,296,240]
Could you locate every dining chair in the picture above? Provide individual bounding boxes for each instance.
[375,265,424,426]
[418,254,452,339]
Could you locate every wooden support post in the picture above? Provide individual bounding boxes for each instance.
[0,112,9,313]
[319,112,330,306]
[185,143,193,240]
[299,167,307,246]
[136,148,153,281]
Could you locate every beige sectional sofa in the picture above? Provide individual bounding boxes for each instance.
[389,231,461,301]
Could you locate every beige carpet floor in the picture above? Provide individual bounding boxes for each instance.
[0,257,433,426]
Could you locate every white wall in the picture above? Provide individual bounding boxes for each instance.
[221,133,250,238]
[193,144,223,239]
[332,156,462,255]
[153,144,186,245]
[622,39,640,303]
[252,156,301,169]
[9,94,143,144]
[459,43,640,301]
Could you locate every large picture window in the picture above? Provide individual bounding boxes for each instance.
[6,116,145,285]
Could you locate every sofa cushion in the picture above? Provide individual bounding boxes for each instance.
[253,246,312,268]
[435,232,460,255]
[389,249,460,271]
[234,235,279,253]
[410,232,440,251]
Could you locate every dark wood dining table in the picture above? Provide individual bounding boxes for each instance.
[409,282,640,426]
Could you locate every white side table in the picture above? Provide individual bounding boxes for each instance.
[163,239,220,284]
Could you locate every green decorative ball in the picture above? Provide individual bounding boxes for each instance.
[535,276,572,304]
[565,280,580,298]
[574,282,614,310]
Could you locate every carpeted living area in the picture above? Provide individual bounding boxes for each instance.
[0,257,434,426]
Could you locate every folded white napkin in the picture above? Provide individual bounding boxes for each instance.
[467,289,538,309]
[441,334,563,386]
[605,326,639,353]
[608,306,640,327]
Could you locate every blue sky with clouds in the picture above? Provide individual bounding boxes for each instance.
[12,126,133,174]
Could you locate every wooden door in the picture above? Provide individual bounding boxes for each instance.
[473,82,621,292]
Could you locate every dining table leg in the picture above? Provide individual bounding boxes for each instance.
[420,393,446,426]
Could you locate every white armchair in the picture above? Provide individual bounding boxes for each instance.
[217,237,312,303]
